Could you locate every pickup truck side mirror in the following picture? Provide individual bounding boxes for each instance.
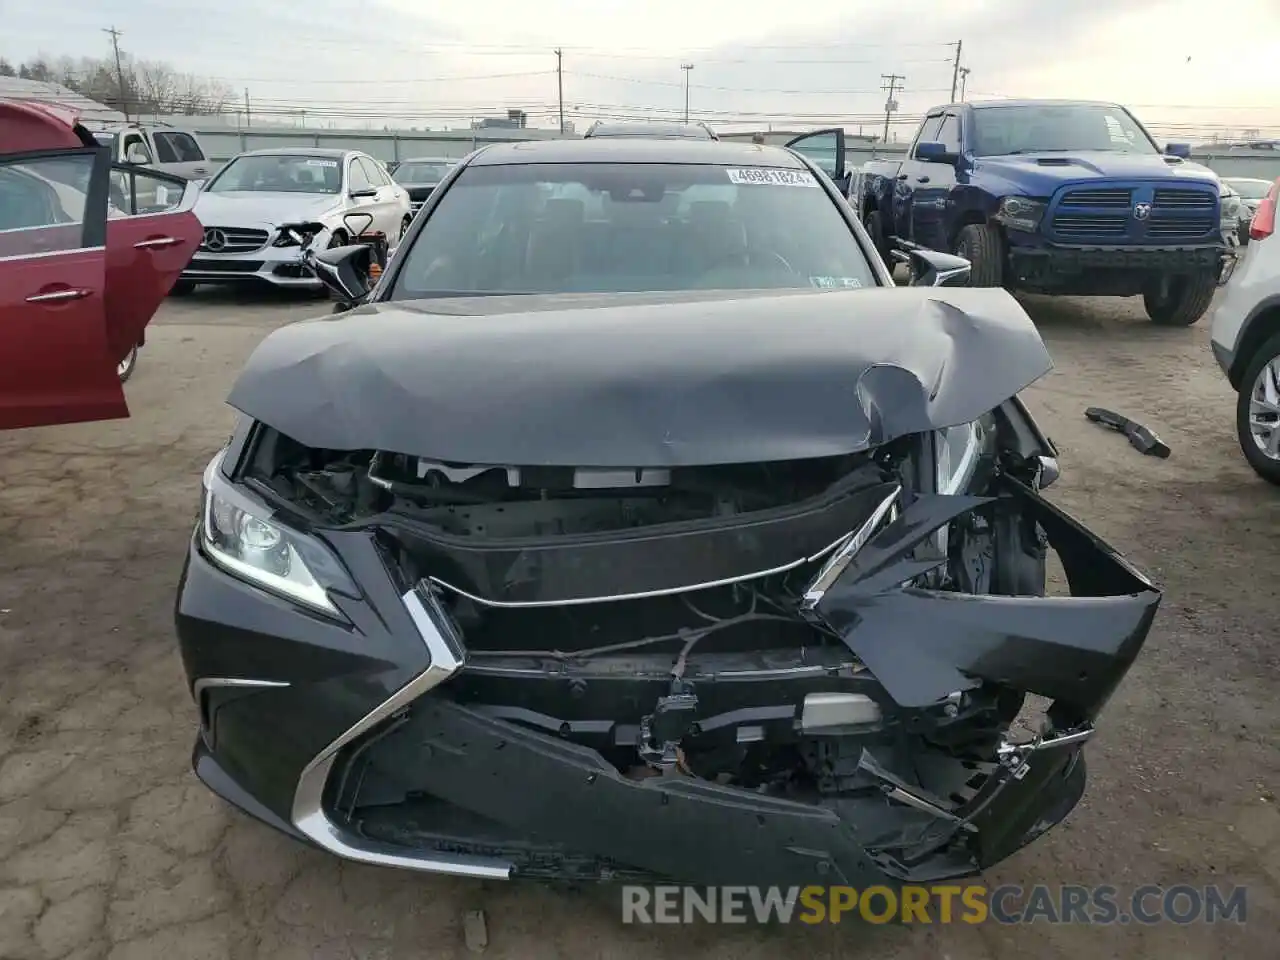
[124,146,150,165]
[1163,142,1191,159]
[915,141,960,165]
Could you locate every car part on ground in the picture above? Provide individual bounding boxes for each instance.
[0,98,202,430]
[835,100,1234,326]
[173,137,1158,887]
[117,343,138,383]
[178,148,410,293]
[1083,407,1171,458]
[1208,176,1280,484]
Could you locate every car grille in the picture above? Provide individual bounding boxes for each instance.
[185,259,265,273]
[1049,184,1218,244]
[198,227,269,254]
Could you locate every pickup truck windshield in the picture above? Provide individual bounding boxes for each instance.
[391,161,876,298]
[970,104,1158,157]
[204,154,342,194]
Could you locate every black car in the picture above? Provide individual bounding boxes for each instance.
[391,156,456,215]
[175,135,1160,887]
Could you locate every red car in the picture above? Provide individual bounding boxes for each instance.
[0,98,202,430]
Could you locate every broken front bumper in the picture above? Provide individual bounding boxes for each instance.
[174,476,1159,885]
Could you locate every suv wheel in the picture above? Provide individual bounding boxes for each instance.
[1237,331,1280,485]
[1142,271,1217,326]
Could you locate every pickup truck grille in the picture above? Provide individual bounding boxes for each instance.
[1047,183,1219,245]
[1059,188,1132,209]
[198,227,270,254]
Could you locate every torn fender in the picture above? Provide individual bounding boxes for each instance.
[815,476,1161,718]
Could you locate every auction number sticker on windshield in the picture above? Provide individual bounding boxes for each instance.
[306,159,339,167]
[725,167,818,187]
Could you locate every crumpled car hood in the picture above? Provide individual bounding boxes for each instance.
[193,191,339,227]
[226,287,1054,467]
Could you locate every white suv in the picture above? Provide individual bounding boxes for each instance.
[1209,176,1280,484]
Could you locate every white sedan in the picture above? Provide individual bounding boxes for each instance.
[178,148,410,293]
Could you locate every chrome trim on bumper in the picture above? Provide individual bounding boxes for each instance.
[191,677,289,701]
[288,586,513,879]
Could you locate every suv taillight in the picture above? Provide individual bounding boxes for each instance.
[1248,178,1280,241]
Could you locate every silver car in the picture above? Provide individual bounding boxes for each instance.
[178,148,411,292]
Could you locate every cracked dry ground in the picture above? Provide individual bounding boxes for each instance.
[0,287,1278,960]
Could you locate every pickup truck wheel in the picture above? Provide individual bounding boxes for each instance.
[1236,332,1280,485]
[954,224,1004,287]
[1142,271,1217,326]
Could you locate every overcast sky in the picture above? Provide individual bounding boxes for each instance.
[2,0,1277,138]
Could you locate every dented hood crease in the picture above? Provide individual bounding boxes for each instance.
[226,287,1054,466]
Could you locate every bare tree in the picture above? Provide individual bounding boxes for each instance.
[0,59,16,77]
[135,60,178,115]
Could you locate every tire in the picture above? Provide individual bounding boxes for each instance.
[117,345,138,383]
[954,224,1004,287]
[1235,331,1280,485]
[1142,270,1217,326]
[863,208,892,267]
[169,280,195,296]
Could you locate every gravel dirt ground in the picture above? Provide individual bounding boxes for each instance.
[0,282,1277,959]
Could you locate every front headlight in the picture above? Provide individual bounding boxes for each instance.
[272,222,326,248]
[933,417,993,552]
[1221,194,1242,222]
[993,196,1047,232]
[200,452,342,614]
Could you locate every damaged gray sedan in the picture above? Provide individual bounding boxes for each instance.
[174,137,1160,886]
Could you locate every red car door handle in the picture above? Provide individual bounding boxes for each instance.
[26,288,92,303]
[134,237,183,249]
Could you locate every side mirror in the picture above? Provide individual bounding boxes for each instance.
[895,243,971,287]
[915,141,959,165]
[1164,142,1191,159]
[349,186,378,199]
[125,149,150,166]
[312,244,374,303]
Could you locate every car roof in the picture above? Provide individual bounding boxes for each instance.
[960,98,1124,111]
[399,156,455,164]
[587,121,714,139]
[468,137,804,167]
[0,98,95,153]
[237,147,355,159]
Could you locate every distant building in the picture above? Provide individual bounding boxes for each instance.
[0,76,124,123]
[473,109,528,130]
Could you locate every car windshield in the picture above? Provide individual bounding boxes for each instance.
[390,161,876,298]
[1226,179,1272,200]
[970,104,1158,156]
[204,154,342,194]
[394,162,450,183]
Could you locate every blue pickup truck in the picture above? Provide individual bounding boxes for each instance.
[785,100,1238,326]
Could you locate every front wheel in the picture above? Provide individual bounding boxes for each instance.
[117,345,138,383]
[863,209,892,267]
[1142,271,1217,326]
[954,224,1005,287]
[1236,331,1280,485]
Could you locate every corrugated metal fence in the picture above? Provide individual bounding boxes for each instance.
[190,125,1280,181]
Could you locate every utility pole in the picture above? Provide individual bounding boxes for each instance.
[880,73,904,147]
[555,49,564,134]
[949,40,964,102]
[244,88,251,127]
[958,67,971,102]
[681,63,694,123]
[104,26,128,122]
